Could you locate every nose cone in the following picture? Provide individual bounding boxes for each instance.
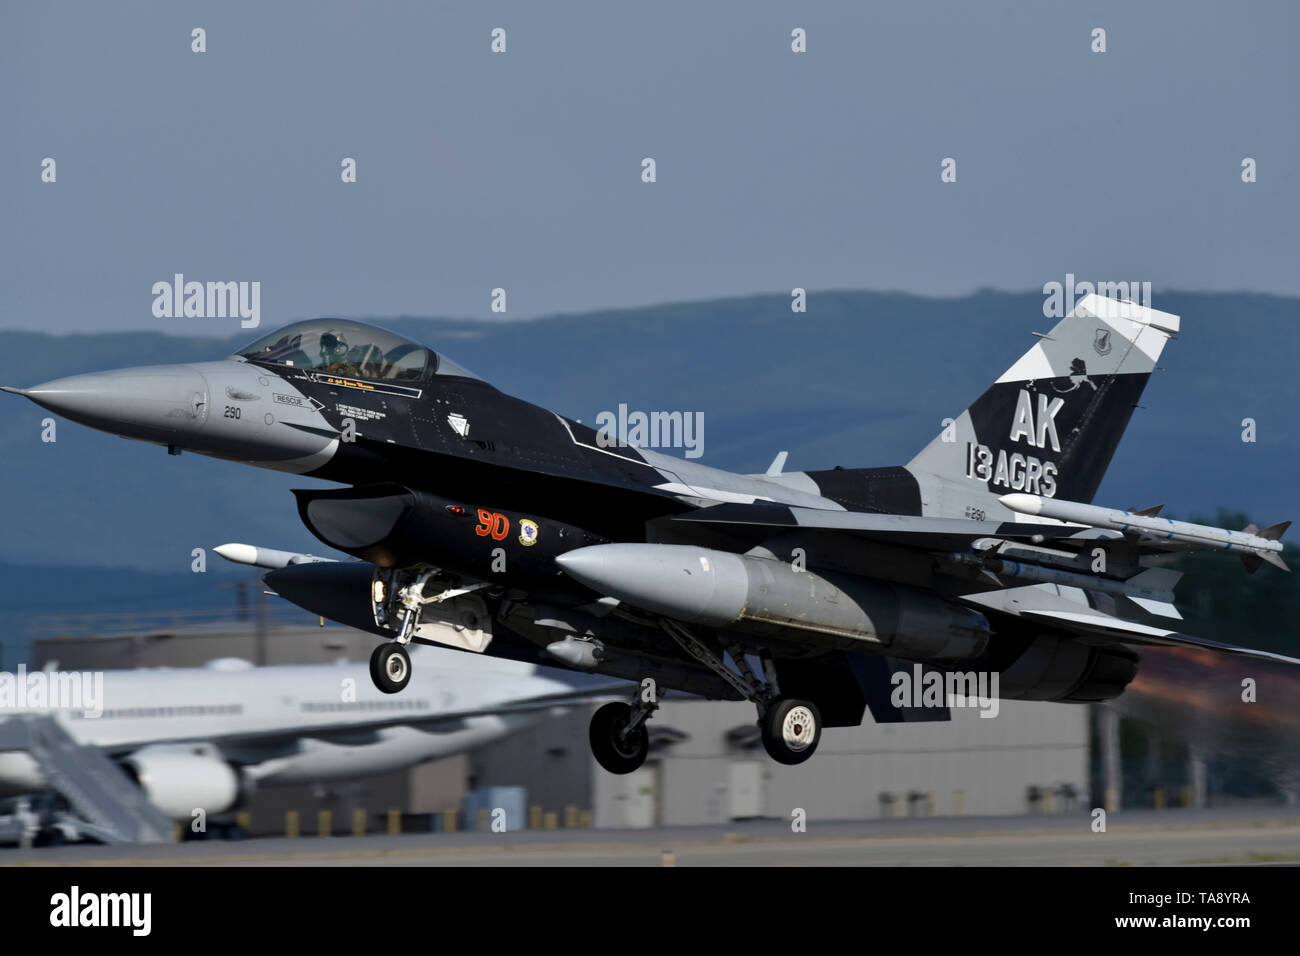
[11,365,209,445]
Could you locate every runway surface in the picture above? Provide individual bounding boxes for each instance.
[3,806,1299,866]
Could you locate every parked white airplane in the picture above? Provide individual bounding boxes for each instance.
[0,647,621,821]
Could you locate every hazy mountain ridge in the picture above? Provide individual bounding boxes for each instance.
[1,290,1295,579]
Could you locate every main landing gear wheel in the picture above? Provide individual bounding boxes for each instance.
[369,642,411,694]
[589,702,650,775]
[760,698,822,765]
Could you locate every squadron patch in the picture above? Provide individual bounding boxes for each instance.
[518,519,539,547]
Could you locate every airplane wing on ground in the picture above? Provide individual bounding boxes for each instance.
[94,682,632,756]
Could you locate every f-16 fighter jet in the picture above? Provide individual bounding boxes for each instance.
[5,294,1293,773]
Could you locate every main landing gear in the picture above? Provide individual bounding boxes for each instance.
[585,621,824,773]
[661,619,822,766]
[759,697,822,766]
[589,700,653,774]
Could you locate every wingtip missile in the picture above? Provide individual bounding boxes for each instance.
[998,493,1044,516]
[999,494,1287,568]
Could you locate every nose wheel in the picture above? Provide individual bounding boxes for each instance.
[589,701,651,774]
[370,642,412,694]
[760,697,821,765]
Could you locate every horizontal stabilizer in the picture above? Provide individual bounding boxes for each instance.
[1018,607,1300,666]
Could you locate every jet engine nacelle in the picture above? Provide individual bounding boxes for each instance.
[997,634,1141,703]
[122,744,244,820]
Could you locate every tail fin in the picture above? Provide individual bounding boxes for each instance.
[908,294,1179,509]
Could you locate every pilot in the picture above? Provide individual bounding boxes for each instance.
[319,330,355,374]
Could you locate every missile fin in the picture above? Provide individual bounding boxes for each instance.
[1261,550,1290,572]
[1240,553,1263,574]
[1130,504,1164,517]
[1258,520,1291,542]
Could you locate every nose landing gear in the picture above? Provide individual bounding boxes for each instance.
[369,643,411,694]
[366,569,491,693]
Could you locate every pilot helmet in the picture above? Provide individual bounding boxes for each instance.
[320,330,349,359]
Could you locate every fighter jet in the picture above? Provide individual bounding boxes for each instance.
[5,294,1295,774]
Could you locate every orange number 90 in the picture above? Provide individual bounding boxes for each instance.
[475,509,509,541]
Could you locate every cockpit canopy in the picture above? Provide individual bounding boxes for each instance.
[235,319,479,383]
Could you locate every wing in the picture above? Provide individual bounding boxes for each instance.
[668,501,1296,665]
[672,502,1103,550]
[673,500,1287,566]
[1020,608,1300,666]
[98,682,630,756]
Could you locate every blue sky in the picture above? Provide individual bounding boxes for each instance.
[4,1,1298,333]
